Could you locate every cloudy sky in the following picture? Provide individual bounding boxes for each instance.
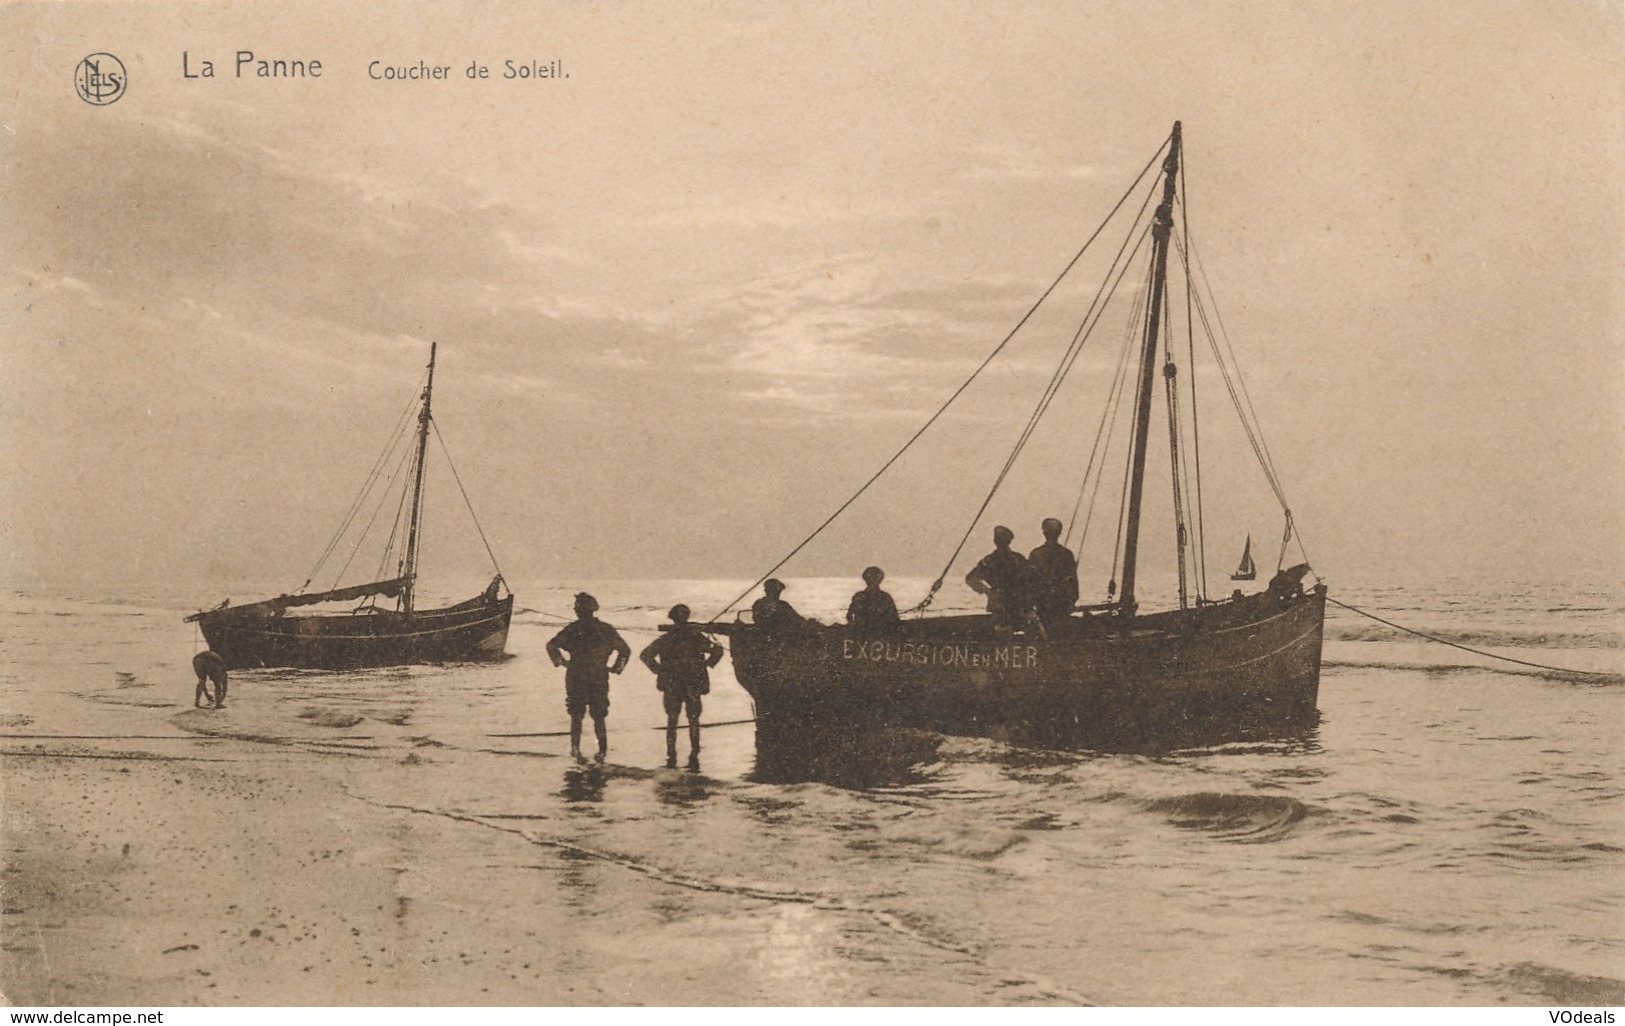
[2,1,1620,603]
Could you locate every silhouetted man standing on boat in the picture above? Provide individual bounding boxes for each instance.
[967,525,1036,635]
[192,649,228,709]
[847,566,900,632]
[546,592,630,762]
[751,578,805,632]
[1029,517,1079,631]
[640,604,723,771]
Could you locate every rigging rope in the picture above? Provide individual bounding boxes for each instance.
[300,379,423,590]
[1177,231,1314,573]
[708,136,1174,623]
[1327,597,1617,680]
[329,440,413,591]
[1177,399,1202,599]
[1082,291,1143,602]
[1176,176,1209,601]
[1166,274,1204,603]
[1110,270,1160,598]
[915,206,1160,612]
[1181,234,1301,546]
[1177,239,1286,510]
[1276,511,1295,579]
[431,419,507,585]
[369,444,419,590]
[1064,277,1145,553]
[1162,316,1189,608]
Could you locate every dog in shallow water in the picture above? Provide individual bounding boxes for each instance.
[192,650,228,709]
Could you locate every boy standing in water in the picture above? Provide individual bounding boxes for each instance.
[640,604,724,771]
[545,592,630,762]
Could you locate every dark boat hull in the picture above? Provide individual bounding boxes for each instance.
[722,586,1326,751]
[193,593,514,670]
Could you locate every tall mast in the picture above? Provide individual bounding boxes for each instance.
[401,342,437,615]
[1117,122,1181,617]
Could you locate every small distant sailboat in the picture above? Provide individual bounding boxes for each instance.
[185,344,513,670]
[1231,535,1256,581]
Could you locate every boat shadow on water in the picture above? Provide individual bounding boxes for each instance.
[749,720,947,789]
[747,708,1323,789]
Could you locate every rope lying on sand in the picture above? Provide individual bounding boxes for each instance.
[1326,597,1617,681]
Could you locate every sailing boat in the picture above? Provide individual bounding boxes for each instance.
[703,123,1325,751]
[1231,535,1256,581]
[186,344,514,670]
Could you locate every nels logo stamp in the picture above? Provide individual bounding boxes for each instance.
[75,52,126,105]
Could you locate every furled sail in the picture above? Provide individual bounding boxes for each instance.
[186,576,410,621]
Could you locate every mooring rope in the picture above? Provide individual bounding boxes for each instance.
[486,717,758,739]
[1326,597,1616,680]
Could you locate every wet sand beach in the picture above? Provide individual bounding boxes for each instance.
[1,724,1059,1005]
[3,580,1623,1006]
[0,583,1085,1005]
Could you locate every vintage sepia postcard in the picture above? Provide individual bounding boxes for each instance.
[2,0,1621,1010]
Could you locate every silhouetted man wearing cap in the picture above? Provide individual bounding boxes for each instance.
[751,578,804,632]
[640,604,724,771]
[966,525,1036,635]
[847,566,900,632]
[1029,517,1079,631]
[545,592,630,762]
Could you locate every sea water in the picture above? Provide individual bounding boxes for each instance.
[1,574,1621,1005]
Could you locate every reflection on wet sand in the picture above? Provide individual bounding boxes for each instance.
[556,846,597,914]
[754,903,856,1004]
[560,763,606,803]
[654,769,713,808]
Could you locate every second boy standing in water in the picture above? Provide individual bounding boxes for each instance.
[545,592,630,762]
[640,604,724,771]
